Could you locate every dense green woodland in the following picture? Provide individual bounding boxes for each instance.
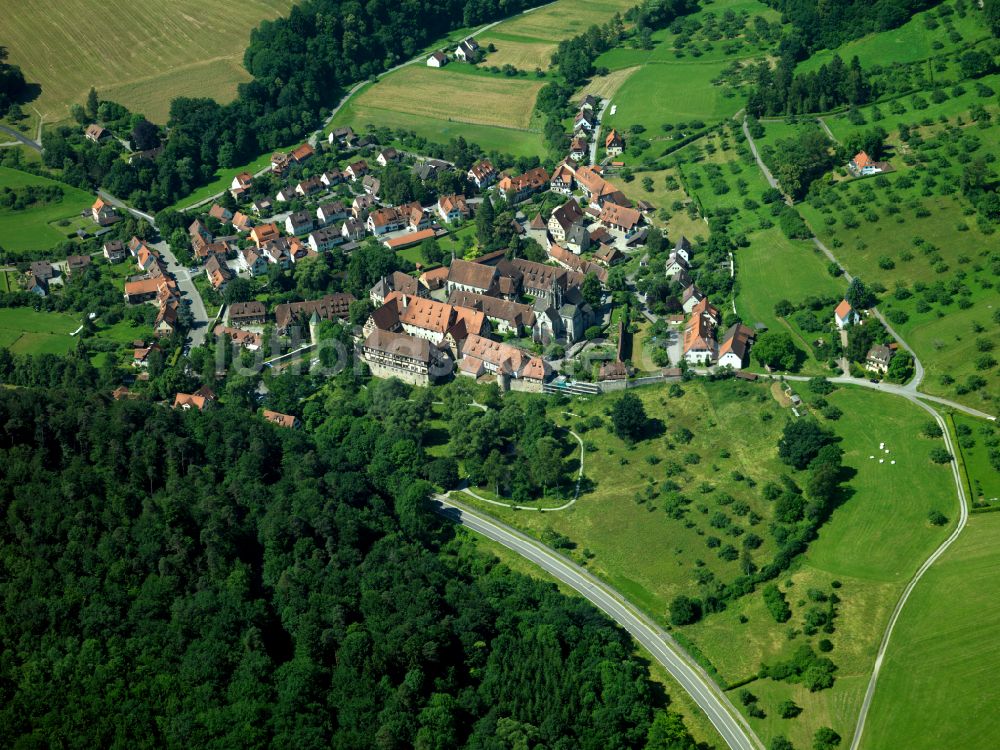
[761,0,939,49]
[0,387,702,750]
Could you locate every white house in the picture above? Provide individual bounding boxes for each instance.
[455,38,481,62]
[834,299,859,329]
[427,51,449,68]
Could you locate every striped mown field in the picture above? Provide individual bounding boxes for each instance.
[0,0,294,124]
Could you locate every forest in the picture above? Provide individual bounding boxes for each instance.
[760,0,938,49]
[0,384,704,749]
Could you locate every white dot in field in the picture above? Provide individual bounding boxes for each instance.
[870,455,875,459]
[885,449,890,454]
[891,460,896,465]
[880,459,884,463]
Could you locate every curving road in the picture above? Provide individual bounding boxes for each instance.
[433,494,764,750]
[0,123,42,152]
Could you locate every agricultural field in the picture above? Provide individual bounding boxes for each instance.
[477,32,557,71]
[330,67,546,158]
[797,0,991,75]
[0,166,95,255]
[860,512,1000,750]
[0,308,79,355]
[497,0,635,42]
[734,227,844,373]
[458,380,956,749]
[0,0,295,124]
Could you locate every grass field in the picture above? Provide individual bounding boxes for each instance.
[0,308,79,355]
[0,166,95,254]
[498,0,635,41]
[0,0,294,124]
[577,66,641,100]
[860,512,1000,750]
[331,67,546,157]
[477,33,557,71]
[952,415,1000,505]
[459,381,955,748]
[735,227,844,372]
[606,168,708,241]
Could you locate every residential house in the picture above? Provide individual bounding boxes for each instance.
[574,108,596,133]
[850,151,882,176]
[91,198,120,226]
[209,204,234,223]
[459,334,550,392]
[467,159,497,189]
[30,260,54,280]
[274,293,356,334]
[366,207,405,235]
[102,240,127,263]
[285,211,314,236]
[454,37,481,62]
[308,226,344,253]
[154,303,178,338]
[598,361,628,381]
[376,148,399,167]
[320,169,343,187]
[427,51,449,68]
[717,324,756,370]
[402,201,430,232]
[414,158,451,182]
[341,217,366,242]
[230,172,253,198]
[665,252,690,281]
[436,193,470,223]
[215,325,262,351]
[497,167,550,203]
[866,344,893,374]
[593,243,624,267]
[133,344,161,368]
[362,174,381,197]
[85,124,111,142]
[605,129,624,156]
[580,94,598,111]
[448,290,536,335]
[834,299,859,329]
[569,137,588,162]
[370,271,426,306]
[25,274,47,296]
[66,255,91,276]
[251,198,273,216]
[228,300,267,327]
[237,247,269,277]
[205,255,234,291]
[270,151,291,174]
[262,240,291,268]
[345,160,369,181]
[275,186,296,203]
[173,393,211,411]
[295,176,323,198]
[352,194,376,219]
[136,244,163,272]
[263,410,300,429]
[361,328,450,386]
[599,202,642,237]
[250,223,280,248]
[328,126,354,146]
[681,284,704,313]
[317,201,347,226]
[550,163,575,194]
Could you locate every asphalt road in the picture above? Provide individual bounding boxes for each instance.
[0,123,42,152]
[433,494,764,750]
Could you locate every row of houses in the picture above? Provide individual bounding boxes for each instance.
[681,297,756,370]
[120,237,181,338]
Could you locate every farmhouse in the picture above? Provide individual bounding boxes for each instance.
[467,159,497,189]
[681,284,705,313]
[459,334,550,392]
[414,158,451,181]
[850,151,883,176]
[599,202,642,237]
[497,167,550,203]
[85,124,111,142]
[717,323,756,370]
[593,243,624,267]
[361,328,450,386]
[673,235,693,262]
[448,290,536,335]
[605,129,624,156]
[91,198,120,226]
[228,301,267,327]
[455,37,481,62]
[574,108,596,133]
[834,299,859,329]
[427,51,449,67]
[274,293,356,333]
[665,252,690,281]
[437,193,470,223]
[445,258,504,297]
[291,143,315,164]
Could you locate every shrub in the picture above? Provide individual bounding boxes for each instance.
[670,595,702,625]
[778,699,802,718]
[928,510,948,526]
[929,447,953,464]
[764,584,792,623]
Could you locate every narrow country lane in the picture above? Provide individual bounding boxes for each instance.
[0,123,41,152]
[433,495,764,750]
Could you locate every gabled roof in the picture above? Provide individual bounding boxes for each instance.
[447,258,497,291]
[835,299,854,319]
[364,328,434,362]
[550,198,584,232]
[599,202,641,230]
[719,323,755,360]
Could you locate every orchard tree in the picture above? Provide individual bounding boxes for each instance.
[778,419,833,469]
[753,330,804,371]
[611,392,648,442]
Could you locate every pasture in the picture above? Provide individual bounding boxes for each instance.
[0,0,295,124]
[860,512,1000,750]
[0,308,79,355]
[459,381,955,749]
[331,67,546,157]
[0,166,95,255]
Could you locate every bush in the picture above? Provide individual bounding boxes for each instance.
[929,447,953,464]
[928,510,948,526]
[763,584,792,623]
[778,699,802,718]
[817,639,833,653]
[670,595,702,625]
[813,727,841,750]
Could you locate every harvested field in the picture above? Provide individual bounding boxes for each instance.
[499,0,635,41]
[579,66,640,100]
[478,35,557,70]
[350,67,544,130]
